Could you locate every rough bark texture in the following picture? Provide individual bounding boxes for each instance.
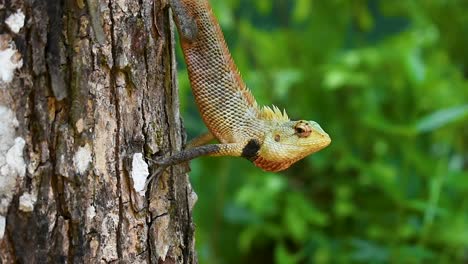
[0,0,197,263]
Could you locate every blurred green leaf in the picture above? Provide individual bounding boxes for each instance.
[397,245,435,262]
[405,48,426,84]
[255,0,272,15]
[292,0,311,23]
[415,104,468,132]
[272,68,303,98]
[275,243,299,264]
[356,3,374,31]
[283,193,328,242]
[350,239,389,262]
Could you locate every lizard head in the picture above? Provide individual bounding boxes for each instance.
[253,119,331,172]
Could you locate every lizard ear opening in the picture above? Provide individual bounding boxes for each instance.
[274,134,281,142]
[294,121,312,138]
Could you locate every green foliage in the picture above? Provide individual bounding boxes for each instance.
[178,0,468,263]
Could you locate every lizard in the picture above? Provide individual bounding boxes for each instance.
[148,0,331,183]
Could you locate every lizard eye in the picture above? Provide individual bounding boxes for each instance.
[294,121,311,138]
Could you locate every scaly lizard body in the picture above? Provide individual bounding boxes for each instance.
[149,0,330,180]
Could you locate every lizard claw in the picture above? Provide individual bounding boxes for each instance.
[144,157,169,190]
[144,165,167,190]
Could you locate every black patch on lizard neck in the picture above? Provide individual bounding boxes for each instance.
[241,139,260,161]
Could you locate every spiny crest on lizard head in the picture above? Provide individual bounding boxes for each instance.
[258,105,290,121]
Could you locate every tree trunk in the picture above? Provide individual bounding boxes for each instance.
[0,0,197,263]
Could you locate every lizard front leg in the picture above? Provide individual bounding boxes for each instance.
[145,140,260,188]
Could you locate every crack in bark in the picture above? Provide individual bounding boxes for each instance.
[108,0,124,259]
[140,1,150,155]
[151,212,169,222]
[184,186,194,263]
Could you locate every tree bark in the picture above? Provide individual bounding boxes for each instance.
[0,0,197,263]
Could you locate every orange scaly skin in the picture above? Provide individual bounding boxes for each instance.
[154,0,330,175]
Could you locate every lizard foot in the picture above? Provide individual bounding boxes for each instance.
[144,165,168,190]
[146,156,167,166]
[144,157,169,190]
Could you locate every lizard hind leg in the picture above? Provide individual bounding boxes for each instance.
[186,131,215,148]
[170,0,198,42]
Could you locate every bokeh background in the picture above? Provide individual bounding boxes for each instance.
[175,0,468,263]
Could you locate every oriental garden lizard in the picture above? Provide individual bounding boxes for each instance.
[147,0,331,184]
